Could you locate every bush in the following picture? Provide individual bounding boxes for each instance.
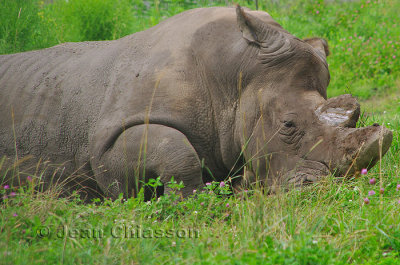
[0,0,56,53]
[48,0,135,42]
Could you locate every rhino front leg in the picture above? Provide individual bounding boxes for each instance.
[91,124,203,200]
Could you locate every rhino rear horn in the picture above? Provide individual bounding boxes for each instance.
[315,94,360,128]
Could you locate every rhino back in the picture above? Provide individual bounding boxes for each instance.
[0,41,127,166]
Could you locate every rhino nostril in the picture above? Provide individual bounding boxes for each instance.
[373,123,380,127]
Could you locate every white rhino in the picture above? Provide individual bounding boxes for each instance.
[0,6,392,199]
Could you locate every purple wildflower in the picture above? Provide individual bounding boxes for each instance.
[206,182,212,186]
[193,189,197,194]
[364,198,370,204]
[200,202,204,206]
[379,188,384,194]
[13,213,18,217]
[396,184,400,191]
[10,192,16,197]
[226,203,230,207]
[27,176,32,182]
[219,181,225,188]
[369,178,376,185]
[361,168,368,175]
[368,190,376,196]
[3,185,9,190]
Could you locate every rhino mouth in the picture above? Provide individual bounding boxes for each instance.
[285,159,330,187]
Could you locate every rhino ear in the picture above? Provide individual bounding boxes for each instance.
[304,38,330,57]
[236,5,264,44]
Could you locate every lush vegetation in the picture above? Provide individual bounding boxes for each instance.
[1,0,400,264]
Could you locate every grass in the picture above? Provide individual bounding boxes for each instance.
[1,147,400,264]
[1,0,400,264]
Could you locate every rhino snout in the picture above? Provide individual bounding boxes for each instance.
[286,159,330,187]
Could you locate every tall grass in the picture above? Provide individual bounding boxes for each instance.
[0,0,53,53]
[1,157,400,264]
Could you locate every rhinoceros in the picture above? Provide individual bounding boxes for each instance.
[0,6,392,200]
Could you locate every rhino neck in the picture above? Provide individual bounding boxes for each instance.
[205,55,267,176]
[185,16,266,176]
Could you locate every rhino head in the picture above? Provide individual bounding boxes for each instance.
[233,6,393,189]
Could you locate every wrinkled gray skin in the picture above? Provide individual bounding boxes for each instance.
[0,6,393,200]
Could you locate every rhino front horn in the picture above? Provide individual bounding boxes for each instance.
[315,94,360,128]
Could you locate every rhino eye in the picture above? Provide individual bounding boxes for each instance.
[284,120,295,128]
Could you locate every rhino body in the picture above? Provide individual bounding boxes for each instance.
[0,7,392,199]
